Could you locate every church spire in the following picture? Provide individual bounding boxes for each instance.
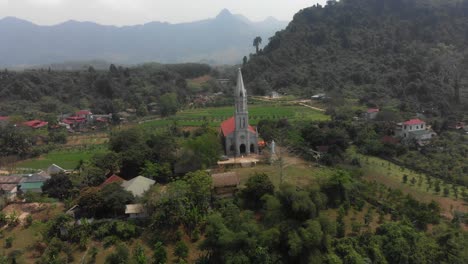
[236,68,247,113]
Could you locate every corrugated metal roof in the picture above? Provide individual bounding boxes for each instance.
[121,176,155,197]
[125,204,145,214]
[20,182,43,190]
[211,172,239,188]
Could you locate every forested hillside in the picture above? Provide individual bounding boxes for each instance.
[0,63,213,116]
[243,0,468,114]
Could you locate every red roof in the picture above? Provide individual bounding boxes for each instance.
[66,116,86,122]
[403,119,425,125]
[100,174,125,187]
[76,110,92,116]
[0,116,9,121]
[96,117,109,123]
[220,116,256,136]
[23,120,48,129]
[367,108,380,113]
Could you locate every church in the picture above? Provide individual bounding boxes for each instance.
[220,69,259,156]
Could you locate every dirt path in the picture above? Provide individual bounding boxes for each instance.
[297,102,326,112]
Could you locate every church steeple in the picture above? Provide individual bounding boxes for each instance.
[235,68,247,113]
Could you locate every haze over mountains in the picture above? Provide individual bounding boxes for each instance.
[0,9,287,68]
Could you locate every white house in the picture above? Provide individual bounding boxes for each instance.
[395,119,436,144]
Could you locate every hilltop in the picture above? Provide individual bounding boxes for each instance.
[243,0,468,114]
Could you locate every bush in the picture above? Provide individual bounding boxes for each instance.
[5,236,14,248]
[25,214,33,227]
[174,241,189,260]
[103,236,119,248]
[153,242,167,264]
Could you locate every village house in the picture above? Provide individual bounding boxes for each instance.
[121,176,155,197]
[363,108,380,120]
[23,120,48,129]
[125,204,147,219]
[395,119,436,145]
[211,171,240,198]
[100,174,126,187]
[19,173,49,193]
[0,176,23,200]
[47,164,66,175]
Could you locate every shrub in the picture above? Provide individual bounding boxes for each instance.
[174,241,189,260]
[5,236,14,248]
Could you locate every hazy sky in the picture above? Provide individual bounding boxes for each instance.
[0,0,327,26]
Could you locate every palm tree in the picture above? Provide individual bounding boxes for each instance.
[253,36,262,54]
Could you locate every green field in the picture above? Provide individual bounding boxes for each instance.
[16,145,107,170]
[141,103,329,129]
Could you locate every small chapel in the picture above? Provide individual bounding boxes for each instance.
[220,69,259,156]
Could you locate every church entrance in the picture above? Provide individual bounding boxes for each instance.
[239,144,246,154]
[250,144,255,154]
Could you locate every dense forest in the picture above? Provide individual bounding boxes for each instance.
[0,63,214,116]
[243,0,468,114]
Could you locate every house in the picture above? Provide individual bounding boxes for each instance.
[23,120,48,129]
[395,119,436,145]
[121,176,155,197]
[364,108,380,120]
[220,69,259,156]
[100,174,126,187]
[47,164,65,175]
[270,91,280,99]
[19,173,49,193]
[211,172,239,197]
[0,176,23,200]
[75,110,93,119]
[125,204,147,219]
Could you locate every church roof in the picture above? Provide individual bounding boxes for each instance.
[221,116,256,136]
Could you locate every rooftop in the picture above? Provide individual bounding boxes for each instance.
[0,176,23,184]
[101,174,126,187]
[404,119,425,125]
[220,116,256,137]
[211,172,239,188]
[125,204,145,214]
[121,176,155,197]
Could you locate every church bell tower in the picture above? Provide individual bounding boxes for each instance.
[234,68,251,155]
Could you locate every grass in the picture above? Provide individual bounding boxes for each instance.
[232,156,336,189]
[141,103,329,130]
[16,145,107,170]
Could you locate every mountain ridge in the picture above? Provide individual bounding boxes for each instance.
[0,10,288,67]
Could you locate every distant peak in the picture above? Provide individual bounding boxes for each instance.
[216,9,233,18]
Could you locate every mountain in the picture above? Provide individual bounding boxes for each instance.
[0,10,287,67]
[243,0,468,114]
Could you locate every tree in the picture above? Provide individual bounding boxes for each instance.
[174,241,188,261]
[241,173,275,210]
[253,36,262,54]
[76,187,103,217]
[243,56,248,65]
[159,93,179,117]
[402,174,408,184]
[42,173,73,199]
[133,243,148,264]
[141,161,172,183]
[152,242,167,264]
[185,170,212,213]
[105,243,129,264]
[100,183,134,217]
